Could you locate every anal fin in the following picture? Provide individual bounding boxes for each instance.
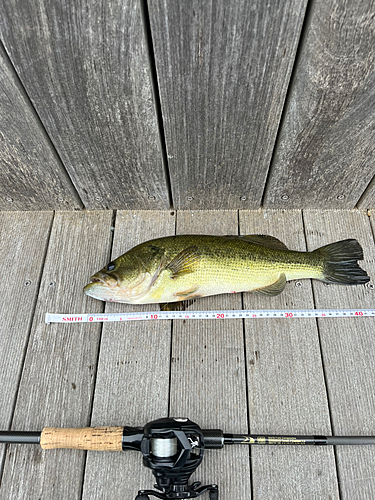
[255,273,286,296]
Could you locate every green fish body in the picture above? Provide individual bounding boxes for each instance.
[83,235,369,304]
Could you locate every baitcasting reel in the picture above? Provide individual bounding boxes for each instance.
[131,417,218,499]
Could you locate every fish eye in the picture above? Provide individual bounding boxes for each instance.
[107,262,115,271]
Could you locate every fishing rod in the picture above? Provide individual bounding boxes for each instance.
[1,417,375,499]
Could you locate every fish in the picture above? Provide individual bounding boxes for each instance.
[83,235,370,304]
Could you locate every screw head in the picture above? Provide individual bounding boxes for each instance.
[24,280,31,287]
[148,195,155,200]
[295,281,302,287]
[187,196,194,202]
[240,196,247,201]
[367,283,374,290]
[6,197,13,202]
[336,194,345,200]
[281,194,289,201]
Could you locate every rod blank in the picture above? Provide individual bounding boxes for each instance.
[326,436,375,446]
[223,434,375,446]
[0,431,40,445]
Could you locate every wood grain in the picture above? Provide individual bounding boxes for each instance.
[358,175,375,210]
[0,212,53,470]
[81,211,176,500]
[0,211,113,499]
[239,210,339,499]
[0,0,169,209]
[148,0,308,209]
[264,0,375,208]
[0,45,81,210]
[169,211,251,498]
[303,209,375,499]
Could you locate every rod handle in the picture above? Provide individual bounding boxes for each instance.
[40,427,124,451]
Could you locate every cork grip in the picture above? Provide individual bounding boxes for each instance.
[40,426,124,451]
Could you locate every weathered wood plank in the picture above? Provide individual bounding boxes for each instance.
[149,0,308,209]
[0,211,113,499]
[264,1,375,209]
[1,1,169,209]
[239,210,339,499]
[0,211,53,470]
[169,211,251,498]
[358,175,375,210]
[0,45,81,210]
[82,211,175,499]
[303,210,375,499]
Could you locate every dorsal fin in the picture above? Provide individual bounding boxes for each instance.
[225,234,288,250]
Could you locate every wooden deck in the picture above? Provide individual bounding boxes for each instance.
[1,1,374,212]
[0,208,374,499]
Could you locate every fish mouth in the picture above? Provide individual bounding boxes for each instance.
[89,277,105,284]
[83,281,118,301]
[88,273,119,288]
[83,272,121,302]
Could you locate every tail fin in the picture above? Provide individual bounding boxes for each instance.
[314,239,370,285]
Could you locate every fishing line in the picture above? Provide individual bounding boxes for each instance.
[45,308,375,324]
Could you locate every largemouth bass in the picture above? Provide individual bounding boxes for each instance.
[83,235,369,304]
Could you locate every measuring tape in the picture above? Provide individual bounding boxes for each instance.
[45,309,375,324]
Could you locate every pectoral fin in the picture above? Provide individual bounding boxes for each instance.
[159,300,197,311]
[166,246,200,279]
[255,273,286,296]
